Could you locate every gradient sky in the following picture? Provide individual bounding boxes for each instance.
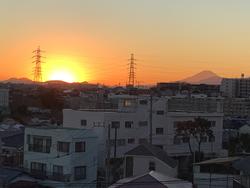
[1,0,250,85]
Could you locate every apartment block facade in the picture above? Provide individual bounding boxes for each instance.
[63,95,224,167]
[23,127,98,188]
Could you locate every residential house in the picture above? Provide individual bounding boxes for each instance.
[124,143,177,178]
[193,157,241,188]
[0,167,36,188]
[108,171,192,188]
[233,157,250,188]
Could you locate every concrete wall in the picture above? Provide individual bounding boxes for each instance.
[125,155,177,178]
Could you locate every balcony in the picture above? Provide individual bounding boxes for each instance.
[30,169,47,180]
[49,173,71,182]
[28,144,50,153]
[25,169,71,182]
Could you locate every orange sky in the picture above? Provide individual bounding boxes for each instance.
[1,0,250,85]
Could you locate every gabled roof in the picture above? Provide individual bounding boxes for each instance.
[2,133,24,148]
[194,157,240,165]
[125,143,177,168]
[233,157,250,175]
[0,168,23,183]
[109,171,192,188]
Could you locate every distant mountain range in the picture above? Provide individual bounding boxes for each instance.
[180,70,222,85]
[0,78,89,85]
[1,77,34,84]
[1,70,222,85]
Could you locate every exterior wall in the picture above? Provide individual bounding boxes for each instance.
[194,172,237,188]
[223,98,250,118]
[23,127,98,188]
[220,78,250,98]
[220,79,237,98]
[125,155,177,178]
[166,112,223,156]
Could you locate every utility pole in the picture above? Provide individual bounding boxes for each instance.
[128,53,136,87]
[149,95,153,144]
[113,124,119,158]
[33,46,45,82]
[106,124,111,188]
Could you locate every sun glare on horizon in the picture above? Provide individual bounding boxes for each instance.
[43,55,89,83]
[49,70,75,83]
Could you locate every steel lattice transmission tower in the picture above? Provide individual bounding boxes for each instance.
[32,46,45,82]
[128,53,136,87]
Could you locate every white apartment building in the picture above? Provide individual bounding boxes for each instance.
[0,89,9,107]
[63,95,224,166]
[220,78,238,98]
[23,126,98,188]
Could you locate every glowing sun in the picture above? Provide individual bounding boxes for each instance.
[49,70,75,83]
[43,55,89,83]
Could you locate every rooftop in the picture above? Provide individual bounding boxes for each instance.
[109,171,192,188]
[194,157,240,165]
[125,143,177,168]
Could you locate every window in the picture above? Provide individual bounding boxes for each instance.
[125,121,133,128]
[28,136,51,153]
[117,139,126,146]
[201,136,207,143]
[182,136,190,143]
[139,100,148,105]
[209,135,215,142]
[154,145,163,149]
[139,121,148,127]
[31,162,46,176]
[128,138,135,144]
[156,128,164,135]
[57,142,70,153]
[74,166,86,180]
[75,142,85,152]
[173,136,181,144]
[53,165,63,176]
[109,139,115,146]
[125,157,133,177]
[173,121,181,128]
[139,138,148,144]
[27,135,31,144]
[111,121,120,128]
[81,119,87,126]
[123,99,133,107]
[209,121,216,127]
[149,161,156,171]
[156,110,164,115]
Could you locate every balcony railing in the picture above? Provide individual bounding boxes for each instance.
[30,169,47,180]
[49,173,71,182]
[28,144,50,153]
[25,169,71,182]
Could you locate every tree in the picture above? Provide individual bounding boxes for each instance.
[175,117,214,162]
[39,89,63,110]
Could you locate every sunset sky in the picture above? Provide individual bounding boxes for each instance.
[1,0,250,85]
